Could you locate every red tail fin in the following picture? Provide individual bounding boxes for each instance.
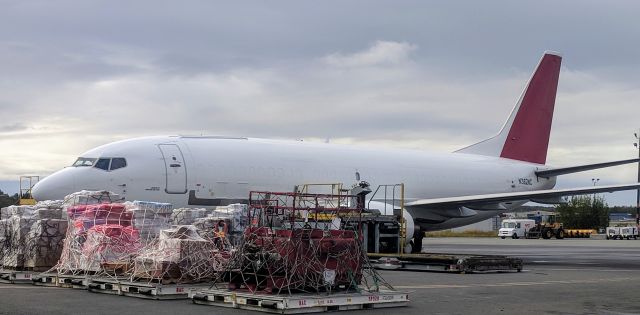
[456,52,562,165]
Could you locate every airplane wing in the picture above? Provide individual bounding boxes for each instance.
[405,183,640,211]
[536,158,640,178]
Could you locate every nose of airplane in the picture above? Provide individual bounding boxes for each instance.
[32,168,77,201]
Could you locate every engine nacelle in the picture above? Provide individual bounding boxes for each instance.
[366,201,415,245]
[402,209,415,245]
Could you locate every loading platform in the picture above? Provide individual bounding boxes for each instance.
[368,253,523,273]
[190,288,409,314]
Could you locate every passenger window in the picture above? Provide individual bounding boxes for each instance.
[94,158,110,171]
[516,223,521,228]
[110,158,127,170]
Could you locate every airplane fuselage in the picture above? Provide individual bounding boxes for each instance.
[32,136,556,231]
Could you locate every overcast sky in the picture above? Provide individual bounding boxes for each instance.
[1,1,639,205]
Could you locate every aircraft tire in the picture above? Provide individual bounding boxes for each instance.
[411,229,424,254]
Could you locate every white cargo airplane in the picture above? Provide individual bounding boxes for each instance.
[32,52,640,251]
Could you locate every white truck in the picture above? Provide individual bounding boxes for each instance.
[498,219,536,239]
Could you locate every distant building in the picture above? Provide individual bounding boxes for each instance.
[609,212,636,226]
[451,216,500,232]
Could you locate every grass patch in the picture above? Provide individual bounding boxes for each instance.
[425,230,497,238]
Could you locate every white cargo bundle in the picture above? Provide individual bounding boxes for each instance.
[132,225,225,283]
[0,200,66,270]
[4,205,37,219]
[35,200,64,210]
[0,207,8,220]
[132,200,173,215]
[63,190,121,208]
[2,216,37,268]
[209,203,249,233]
[24,219,68,268]
[171,208,209,225]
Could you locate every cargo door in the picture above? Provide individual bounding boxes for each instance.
[158,144,187,194]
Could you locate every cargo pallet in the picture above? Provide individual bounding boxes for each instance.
[0,269,35,284]
[190,288,409,313]
[32,272,59,287]
[56,274,92,289]
[368,253,523,273]
[88,277,211,300]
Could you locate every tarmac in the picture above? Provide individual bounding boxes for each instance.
[1,237,639,315]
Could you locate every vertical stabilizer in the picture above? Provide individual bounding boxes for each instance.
[456,51,562,164]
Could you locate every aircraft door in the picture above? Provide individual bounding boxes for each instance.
[158,144,188,194]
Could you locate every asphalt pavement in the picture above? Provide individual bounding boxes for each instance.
[1,237,639,315]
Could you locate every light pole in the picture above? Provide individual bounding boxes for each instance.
[634,131,640,226]
[592,178,600,230]
[591,178,599,201]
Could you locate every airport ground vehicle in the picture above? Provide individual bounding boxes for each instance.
[525,214,565,239]
[606,226,638,240]
[498,219,535,239]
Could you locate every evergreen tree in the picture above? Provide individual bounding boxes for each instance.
[0,190,19,208]
[556,195,609,229]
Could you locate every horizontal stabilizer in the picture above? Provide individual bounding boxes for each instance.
[406,183,640,211]
[536,158,640,178]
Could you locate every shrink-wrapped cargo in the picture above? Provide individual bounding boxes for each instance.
[63,190,121,208]
[1,216,36,268]
[24,219,68,269]
[126,201,173,242]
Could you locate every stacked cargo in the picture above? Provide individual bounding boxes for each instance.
[220,190,390,295]
[127,201,172,242]
[55,191,123,275]
[1,206,37,269]
[80,224,141,273]
[0,202,66,271]
[24,214,67,269]
[199,204,249,247]
[132,225,227,283]
[52,191,233,284]
[170,208,209,225]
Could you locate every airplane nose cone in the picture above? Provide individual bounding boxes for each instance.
[32,169,77,201]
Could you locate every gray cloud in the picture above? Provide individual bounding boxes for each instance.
[1,1,639,205]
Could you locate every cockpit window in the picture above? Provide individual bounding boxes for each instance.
[94,158,110,171]
[110,158,127,170]
[72,157,96,167]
